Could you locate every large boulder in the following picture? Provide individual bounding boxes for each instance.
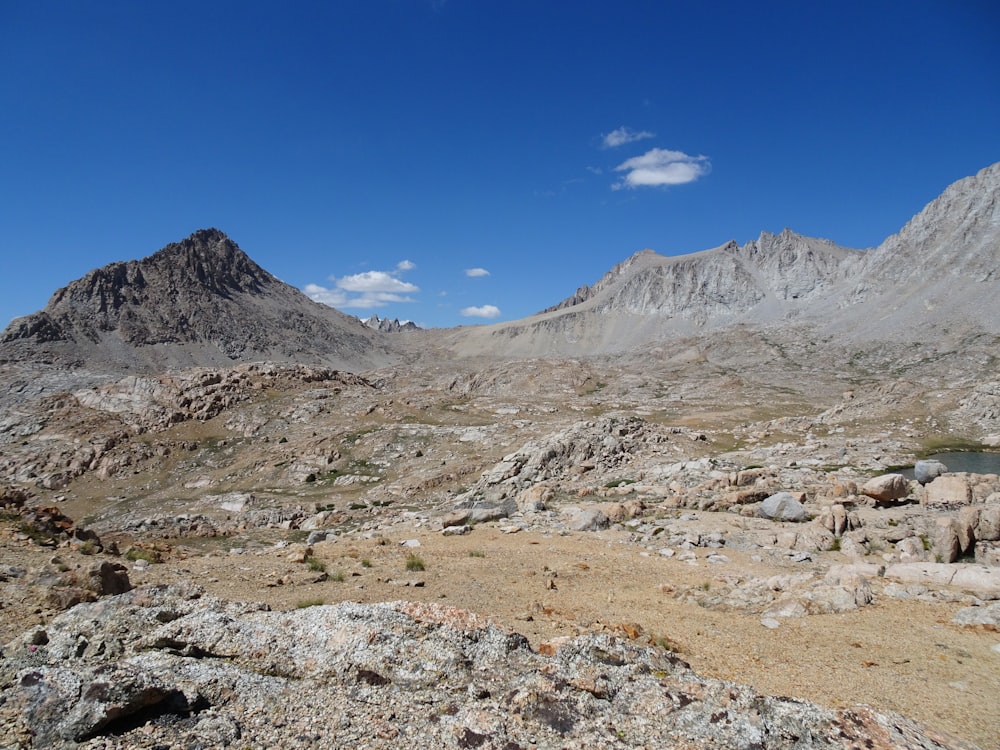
[976,505,1000,541]
[933,518,962,563]
[566,508,610,532]
[913,460,948,485]
[860,474,910,503]
[759,492,808,522]
[924,475,972,506]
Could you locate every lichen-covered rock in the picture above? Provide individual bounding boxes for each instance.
[1,585,977,749]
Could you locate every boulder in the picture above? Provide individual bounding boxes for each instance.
[924,475,972,506]
[975,505,1000,541]
[516,484,553,512]
[860,474,910,503]
[975,541,1000,567]
[932,518,961,563]
[913,460,947,485]
[567,508,609,532]
[956,507,979,555]
[759,492,808,522]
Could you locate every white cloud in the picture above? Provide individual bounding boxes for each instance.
[336,271,417,294]
[461,304,501,319]
[465,267,490,278]
[305,262,419,309]
[612,148,710,190]
[602,126,655,149]
[304,283,347,307]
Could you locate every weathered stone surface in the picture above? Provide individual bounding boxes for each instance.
[566,508,610,532]
[924,475,973,506]
[0,586,977,750]
[933,518,962,564]
[976,505,1000,541]
[952,601,1000,629]
[884,562,1000,595]
[516,483,553,511]
[860,474,911,502]
[759,492,808,522]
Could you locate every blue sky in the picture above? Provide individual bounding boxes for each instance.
[2,1,998,329]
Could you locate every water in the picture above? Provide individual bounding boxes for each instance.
[897,451,1000,479]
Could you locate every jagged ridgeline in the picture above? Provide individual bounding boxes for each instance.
[453,161,1000,358]
[3,161,999,369]
[0,229,395,372]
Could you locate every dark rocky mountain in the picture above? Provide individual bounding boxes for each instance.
[0,229,396,373]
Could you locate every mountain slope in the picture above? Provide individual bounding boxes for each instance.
[439,162,1000,359]
[443,230,861,358]
[0,229,396,373]
[825,161,1000,340]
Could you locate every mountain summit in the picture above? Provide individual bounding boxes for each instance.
[0,229,394,372]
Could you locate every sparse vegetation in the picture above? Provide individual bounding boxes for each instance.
[330,571,345,582]
[405,553,425,572]
[604,478,636,488]
[125,547,160,564]
[306,556,326,573]
[649,634,684,653]
[468,550,486,558]
[78,539,99,555]
[361,558,372,568]
[296,598,325,608]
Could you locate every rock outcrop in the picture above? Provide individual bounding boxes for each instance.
[0,586,976,749]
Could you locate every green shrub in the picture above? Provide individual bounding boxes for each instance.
[405,553,425,572]
[125,547,160,564]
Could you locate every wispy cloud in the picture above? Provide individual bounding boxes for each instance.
[461,304,500,319]
[612,148,710,190]
[305,263,419,309]
[465,267,490,278]
[602,126,655,149]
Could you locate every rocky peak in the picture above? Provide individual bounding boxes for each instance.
[0,230,396,373]
[361,314,420,333]
[855,161,1000,288]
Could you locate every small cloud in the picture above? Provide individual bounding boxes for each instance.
[465,268,490,278]
[612,148,710,190]
[461,304,501,319]
[305,263,419,309]
[602,126,655,149]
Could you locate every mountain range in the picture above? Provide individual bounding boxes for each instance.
[2,162,998,374]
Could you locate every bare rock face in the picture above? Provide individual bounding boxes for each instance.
[0,586,976,749]
[361,314,420,333]
[0,229,395,374]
